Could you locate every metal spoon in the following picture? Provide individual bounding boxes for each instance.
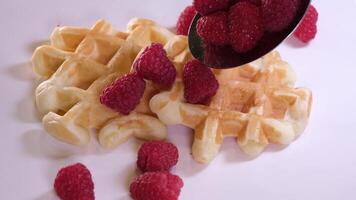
[188,0,311,69]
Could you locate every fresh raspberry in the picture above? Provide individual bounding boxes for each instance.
[261,0,299,32]
[130,172,184,200]
[193,0,231,15]
[183,59,219,104]
[228,2,264,53]
[293,0,301,9]
[197,11,230,46]
[134,43,176,87]
[230,0,261,6]
[100,73,146,115]
[54,163,94,200]
[294,5,318,43]
[203,43,238,67]
[137,141,179,172]
[176,5,197,35]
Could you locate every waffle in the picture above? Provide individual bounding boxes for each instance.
[150,51,313,163]
[32,18,192,148]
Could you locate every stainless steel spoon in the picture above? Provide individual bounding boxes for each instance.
[188,0,311,69]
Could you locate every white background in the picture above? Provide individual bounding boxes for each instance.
[1,0,356,199]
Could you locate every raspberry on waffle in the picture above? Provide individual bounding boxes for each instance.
[150,51,312,163]
[32,18,192,148]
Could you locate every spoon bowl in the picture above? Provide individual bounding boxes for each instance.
[188,0,311,69]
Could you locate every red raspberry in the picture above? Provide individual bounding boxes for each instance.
[293,0,301,9]
[230,0,261,6]
[228,2,264,53]
[137,141,179,172]
[100,73,146,115]
[197,11,230,46]
[176,5,197,35]
[294,5,318,43]
[54,163,94,200]
[130,172,184,200]
[261,0,299,32]
[183,59,219,104]
[134,43,176,87]
[203,43,237,67]
[193,0,231,15]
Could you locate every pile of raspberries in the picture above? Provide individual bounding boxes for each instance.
[100,43,177,115]
[177,0,318,52]
[130,141,183,200]
[53,141,182,200]
[100,41,220,110]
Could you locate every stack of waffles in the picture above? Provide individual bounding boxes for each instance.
[32,18,312,163]
[150,52,312,163]
[32,18,192,149]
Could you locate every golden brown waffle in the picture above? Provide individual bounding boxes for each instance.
[150,51,313,163]
[32,18,192,148]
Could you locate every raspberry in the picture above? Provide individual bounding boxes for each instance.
[230,0,261,6]
[228,2,264,53]
[137,141,179,172]
[197,11,230,46]
[293,0,301,9]
[176,5,197,36]
[203,43,237,67]
[54,163,94,200]
[130,172,184,200]
[183,59,219,104]
[134,43,176,87]
[100,73,146,115]
[261,0,299,32]
[193,0,231,15]
[294,5,318,43]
